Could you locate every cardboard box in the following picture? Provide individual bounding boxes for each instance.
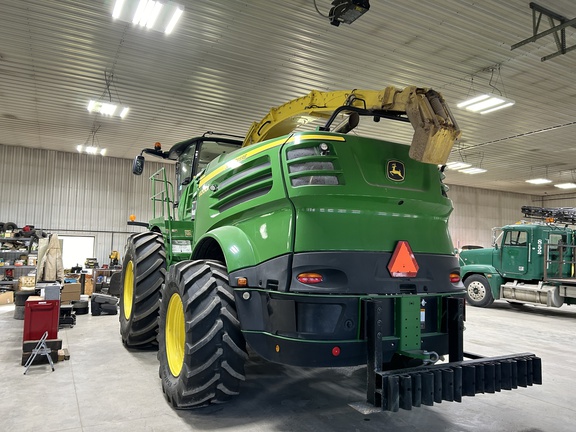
[84,277,93,296]
[61,283,81,303]
[19,276,36,289]
[0,291,14,305]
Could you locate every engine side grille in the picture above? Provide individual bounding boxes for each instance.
[286,144,342,187]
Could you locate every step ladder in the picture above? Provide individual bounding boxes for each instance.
[23,331,55,375]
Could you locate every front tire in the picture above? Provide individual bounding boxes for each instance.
[464,274,494,307]
[120,232,166,347]
[158,260,247,408]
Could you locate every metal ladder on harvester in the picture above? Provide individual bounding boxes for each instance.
[23,331,55,375]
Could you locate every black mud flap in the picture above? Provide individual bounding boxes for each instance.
[372,352,542,412]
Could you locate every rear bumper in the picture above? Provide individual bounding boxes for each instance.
[229,251,463,295]
[234,290,459,367]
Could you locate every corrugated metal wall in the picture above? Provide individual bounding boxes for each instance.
[539,195,576,208]
[447,184,537,249]
[0,144,174,266]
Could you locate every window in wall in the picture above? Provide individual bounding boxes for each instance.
[59,236,95,269]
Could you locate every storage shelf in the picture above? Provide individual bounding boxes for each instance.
[0,237,37,255]
[0,265,36,269]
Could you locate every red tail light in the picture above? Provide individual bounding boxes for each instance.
[297,272,323,284]
[450,272,461,283]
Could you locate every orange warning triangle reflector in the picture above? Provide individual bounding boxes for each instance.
[388,240,419,278]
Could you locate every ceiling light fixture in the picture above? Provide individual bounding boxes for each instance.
[526,178,552,185]
[457,94,515,114]
[459,167,487,174]
[112,0,184,34]
[87,72,130,119]
[87,100,129,117]
[458,64,515,114]
[445,161,472,170]
[165,7,183,34]
[112,0,125,19]
[77,126,107,156]
[132,0,163,28]
[554,183,576,189]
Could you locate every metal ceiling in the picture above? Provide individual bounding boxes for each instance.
[1,0,576,195]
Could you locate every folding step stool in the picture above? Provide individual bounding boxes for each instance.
[23,331,55,375]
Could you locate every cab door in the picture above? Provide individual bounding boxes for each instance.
[500,229,529,277]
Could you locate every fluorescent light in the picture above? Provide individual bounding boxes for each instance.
[132,1,163,27]
[459,167,487,174]
[76,146,107,156]
[457,93,515,114]
[87,100,116,115]
[132,0,148,25]
[526,178,552,184]
[445,161,471,170]
[87,100,130,118]
[112,0,125,19]
[146,2,163,28]
[554,183,576,189]
[101,103,117,116]
[113,0,183,34]
[165,7,183,34]
[481,102,515,115]
[457,94,490,108]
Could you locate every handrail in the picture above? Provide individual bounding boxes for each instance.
[149,167,175,262]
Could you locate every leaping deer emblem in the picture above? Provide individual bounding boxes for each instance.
[388,161,404,181]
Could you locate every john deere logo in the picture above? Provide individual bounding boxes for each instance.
[387,160,405,182]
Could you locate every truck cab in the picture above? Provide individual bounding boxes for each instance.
[460,222,575,307]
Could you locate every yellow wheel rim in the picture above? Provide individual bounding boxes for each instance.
[123,260,134,320]
[166,293,185,377]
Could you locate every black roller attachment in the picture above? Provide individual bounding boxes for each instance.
[372,353,542,412]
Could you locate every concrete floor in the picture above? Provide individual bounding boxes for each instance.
[0,300,574,432]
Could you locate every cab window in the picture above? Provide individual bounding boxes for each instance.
[548,233,567,250]
[503,231,528,247]
[175,144,197,200]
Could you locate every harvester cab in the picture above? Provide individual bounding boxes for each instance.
[132,134,243,201]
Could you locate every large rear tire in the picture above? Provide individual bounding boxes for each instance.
[464,274,494,307]
[119,232,166,347]
[158,260,247,408]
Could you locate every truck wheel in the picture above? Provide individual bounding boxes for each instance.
[464,275,494,307]
[158,260,248,408]
[120,232,166,347]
